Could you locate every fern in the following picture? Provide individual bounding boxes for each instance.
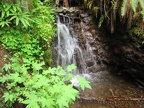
[122,0,144,20]
[98,15,105,28]
[138,0,144,21]
[121,0,128,16]
[93,6,99,17]
[138,0,144,10]
[84,0,87,5]
[87,0,93,9]
[130,0,138,12]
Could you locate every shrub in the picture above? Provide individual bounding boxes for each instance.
[0,58,91,108]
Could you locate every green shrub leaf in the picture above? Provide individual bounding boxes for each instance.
[78,77,92,91]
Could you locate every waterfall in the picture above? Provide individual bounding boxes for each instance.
[56,16,86,74]
[56,14,97,76]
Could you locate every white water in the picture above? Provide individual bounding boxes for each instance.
[56,15,97,77]
[56,16,86,74]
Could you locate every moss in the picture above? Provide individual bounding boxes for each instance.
[43,49,53,67]
[128,25,144,45]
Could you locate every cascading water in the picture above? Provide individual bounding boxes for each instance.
[57,14,100,86]
[56,15,86,74]
[56,15,94,87]
[56,14,97,77]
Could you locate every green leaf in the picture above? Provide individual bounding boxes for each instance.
[25,102,39,108]
[130,0,138,12]
[33,75,49,88]
[56,97,69,108]
[49,84,61,94]
[10,73,19,80]
[62,85,79,101]
[98,15,105,28]
[3,63,11,71]
[0,74,11,83]
[121,0,128,16]
[32,62,45,71]
[47,67,56,74]
[39,97,47,108]
[9,15,17,21]
[16,17,19,26]
[22,18,30,26]
[6,10,10,17]
[65,73,73,81]
[2,10,5,18]
[66,64,77,72]
[7,82,16,89]
[77,77,91,91]
[39,97,54,108]
[3,92,15,102]
[51,76,61,83]
[56,67,66,76]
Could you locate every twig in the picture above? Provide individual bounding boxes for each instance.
[109,89,117,108]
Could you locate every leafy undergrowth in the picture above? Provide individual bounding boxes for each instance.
[0,1,91,108]
[0,59,91,108]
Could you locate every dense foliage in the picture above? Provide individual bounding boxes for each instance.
[1,59,91,108]
[0,0,91,108]
[56,0,144,33]
[83,0,144,33]
[0,3,30,28]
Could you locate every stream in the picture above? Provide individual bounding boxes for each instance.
[55,7,144,108]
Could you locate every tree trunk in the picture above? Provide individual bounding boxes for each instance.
[63,0,69,7]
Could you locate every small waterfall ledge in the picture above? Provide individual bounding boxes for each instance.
[56,14,98,76]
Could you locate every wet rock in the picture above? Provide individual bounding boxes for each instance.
[96,59,102,65]
[92,29,99,35]
[85,32,92,37]
[88,65,107,73]
[80,13,88,18]
[103,45,109,51]
[86,59,95,67]
[106,33,144,87]
[69,7,76,13]
[93,49,98,55]
[101,59,109,65]
[74,17,81,22]
[89,39,95,45]
[83,17,91,23]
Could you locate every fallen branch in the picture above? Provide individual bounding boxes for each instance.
[109,89,117,108]
[78,96,144,102]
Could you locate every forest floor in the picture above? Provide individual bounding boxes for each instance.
[0,43,8,106]
[0,43,8,68]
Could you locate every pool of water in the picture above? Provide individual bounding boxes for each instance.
[70,71,144,108]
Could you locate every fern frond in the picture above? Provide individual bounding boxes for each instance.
[84,0,87,5]
[121,0,128,16]
[87,0,93,9]
[98,15,105,28]
[138,0,144,21]
[130,0,138,12]
[138,0,144,11]
[93,6,99,17]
